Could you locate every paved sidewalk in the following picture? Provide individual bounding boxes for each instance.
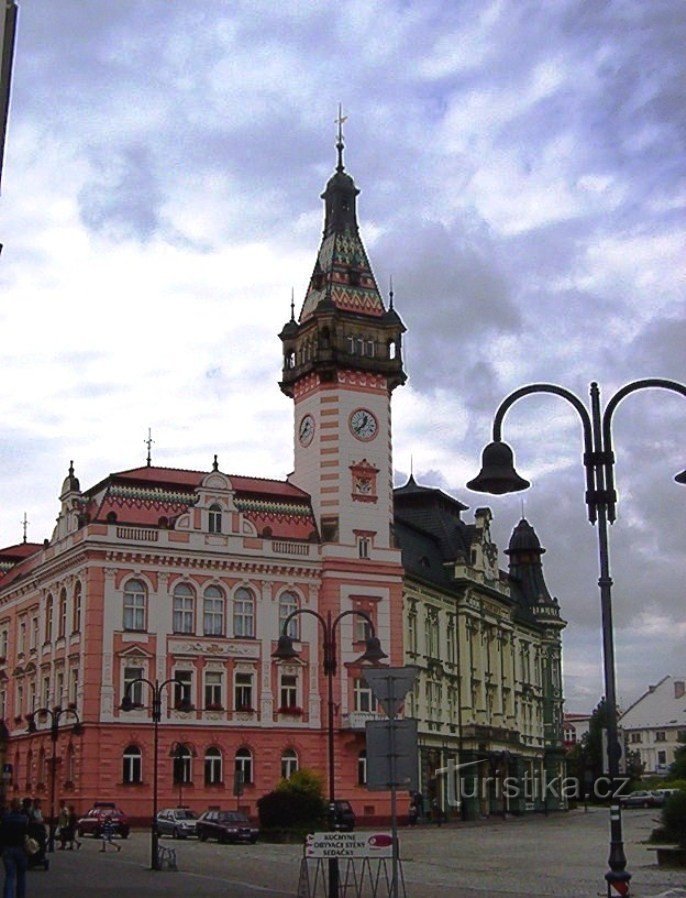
[19,808,686,898]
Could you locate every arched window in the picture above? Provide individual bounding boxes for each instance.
[58,589,67,638]
[123,579,146,631]
[44,594,54,643]
[204,747,223,786]
[123,745,142,784]
[357,750,367,786]
[173,583,195,634]
[203,585,224,636]
[233,587,255,638]
[208,504,223,534]
[278,591,299,639]
[173,745,193,785]
[72,582,82,633]
[281,748,298,780]
[235,747,253,786]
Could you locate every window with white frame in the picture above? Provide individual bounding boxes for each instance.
[0,626,7,658]
[235,747,253,785]
[203,585,224,636]
[69,668,78,705]
[278,591,300,639]
[0,686,6,719]
[357,750,367,785]
[15,680,23,717]
[123,579,146,631]
[18,618,26,654]
[205,747,222,785]
[204,670,223,709]
[353,677,375,713]
[123,665,145,707]
[174,671,193,709]
[44,597,53,644]
[354,610,373,642]
[281,748,298,780]
[30,616,38,652]
[72,582,82,633]
[657,750,667,766]
[27,679,36,713]
[407,612,417,654]
[234,671,254,711]
[55,670,64,706]
[357,536,370,559]
[233,587,255,638]
[208,504,223,534]
[279,674,298,710]
[122,745,142,784]
[173,745,193,784]
[426,609,439,658]
[173,583,195,634]
[58,589,67,638]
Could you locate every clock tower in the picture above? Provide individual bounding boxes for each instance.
[279,127,406,553]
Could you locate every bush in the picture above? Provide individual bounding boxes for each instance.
[662,791,686,847]
[257,767,327,832]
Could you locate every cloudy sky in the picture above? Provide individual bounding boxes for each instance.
[1,0,684,711]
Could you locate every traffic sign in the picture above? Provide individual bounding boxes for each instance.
[363,666,418,717]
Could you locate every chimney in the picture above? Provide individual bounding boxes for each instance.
[675,680,685,700]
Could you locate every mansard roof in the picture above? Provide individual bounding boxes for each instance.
[0,542,42,576]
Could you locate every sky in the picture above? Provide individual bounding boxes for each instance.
[0,0,684,712]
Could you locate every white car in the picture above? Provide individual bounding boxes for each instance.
[156,808,198,839]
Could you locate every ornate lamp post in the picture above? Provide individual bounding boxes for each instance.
[120,677,189,870]
[467,378,686,898]
[26,706,83,852]
[273,609,387,898]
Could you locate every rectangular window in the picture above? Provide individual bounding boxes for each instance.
[354,612,373,643]
[55,671,64,706]
[123,749,142,785]
[123,594,145,631]
[657,750,667,765]
[0,628,7,657]
[204,671,223,709]
[203,597,224,636]
[173,595,194,634]
[353,678,375,713]
[58,596,67,638]
[234,672,254,711]
[123,666,144,707]
[41,676,50,709]
[408,614,417,654]
[69,668,78,705]
[630,732,642,744]
[280,674,298,710]
[233,598,255,638]
[30,617,38,651]
[174,671,193,709]
[18,618,26,655]
[358,537,370,559]
[655,731,666,742]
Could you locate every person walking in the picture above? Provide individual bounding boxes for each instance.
[0,797,29,898]
[57,801,69,850]
[63,807,81,851]
[100,815,121,852]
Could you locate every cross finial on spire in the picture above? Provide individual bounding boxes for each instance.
[290,287,295,322]
[212,454,219,472]
[21,512,28,544]
[145,428,154,467]
[389,274,394,310]
[335,103,347,172]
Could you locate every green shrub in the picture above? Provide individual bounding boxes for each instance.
[257,767,327,832]
[662,791,686,847]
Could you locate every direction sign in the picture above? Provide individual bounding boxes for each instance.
[363,666,419,718]
[305,832,394,858]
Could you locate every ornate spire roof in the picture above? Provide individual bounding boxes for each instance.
[299,112,386,322]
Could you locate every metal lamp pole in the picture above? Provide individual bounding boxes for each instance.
[273,608,387,898]
[467,378,686,898]
[26,706,82,852]
[121,677,186,871]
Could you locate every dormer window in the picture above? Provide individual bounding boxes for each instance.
[208,504,222,534]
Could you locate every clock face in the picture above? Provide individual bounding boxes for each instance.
[298,414,315,447]
[349,408,378,441]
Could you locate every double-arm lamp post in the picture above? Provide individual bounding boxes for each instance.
[26,705,83,852]
[467,378,686,898]
[273,609,387,898]
[120,677,190,871]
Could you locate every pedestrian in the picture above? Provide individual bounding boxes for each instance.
[0,797,29,898]
[63,807,81,851]
[31,800,43,824]
[431,796,443,827]
[57,801,69,849]
[100,815,121,852]
[408,798,418,826]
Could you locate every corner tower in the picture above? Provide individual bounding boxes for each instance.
[280,124,406,551]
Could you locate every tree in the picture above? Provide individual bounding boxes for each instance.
[257,768,327,833]
[669,738,686,780]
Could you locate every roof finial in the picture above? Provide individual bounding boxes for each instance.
[68,460,74,477]
[290,287,295,322]
[145,428,154,467]
[212,454,219,472]
[335,103,347,172]
[520,497,526,520]
[21,512,28,544]
[389,274,394,310]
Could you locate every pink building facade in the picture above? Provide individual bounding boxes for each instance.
[0,139,406,824]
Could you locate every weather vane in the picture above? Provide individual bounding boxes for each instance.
[335,103,347,171]
[21,512,28,544]
[145,428,154,467]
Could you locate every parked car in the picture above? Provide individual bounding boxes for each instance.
[618,790,663,809]
[196,809,259,844]
[653,788,683,802]
[156,808,198,839]
[332,799,355,832]
[77,802,130,838]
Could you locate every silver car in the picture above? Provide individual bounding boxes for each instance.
[156,807,198,838]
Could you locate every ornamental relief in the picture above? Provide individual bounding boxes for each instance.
[168,640,260,659]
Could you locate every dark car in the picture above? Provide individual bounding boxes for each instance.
[77,802,130,838]
[156,808,198,839]
[196,809,259,844]
[332,799,355,832]
[619,790,663,809]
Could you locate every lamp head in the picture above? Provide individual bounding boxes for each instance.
[26,713,37,734]
[71,721,84,737]
[675,469,686,485]
[466,441,530,495]
[120,694,135,713]
[272,633,299,661]
[358,635,388,666]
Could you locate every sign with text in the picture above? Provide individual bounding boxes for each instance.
[305,832,394,859]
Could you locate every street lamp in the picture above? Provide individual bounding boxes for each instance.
[467,377,686,898]
[120,677,190,870]
[26,705,83,852]
[273,609,387,898]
